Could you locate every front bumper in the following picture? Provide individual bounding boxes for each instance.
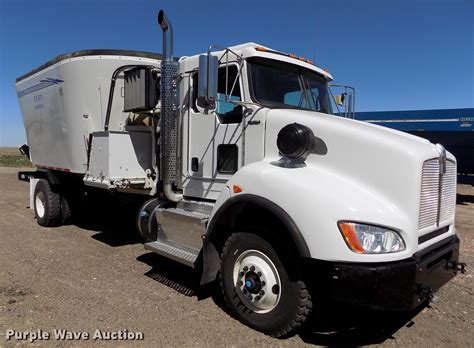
[327,235,464,310]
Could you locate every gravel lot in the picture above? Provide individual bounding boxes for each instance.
[0,166,472,347]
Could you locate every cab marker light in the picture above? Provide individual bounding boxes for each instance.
[255,46,266,52]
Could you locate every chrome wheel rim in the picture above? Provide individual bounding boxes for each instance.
[35,191,45,218]
[233,249,281,313]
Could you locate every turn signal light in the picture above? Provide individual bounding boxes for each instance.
[338,223,365,253]
[233,185,243,193]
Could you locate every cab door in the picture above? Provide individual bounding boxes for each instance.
[184,64,244,200]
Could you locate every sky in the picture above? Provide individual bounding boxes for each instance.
[0,0,472,146]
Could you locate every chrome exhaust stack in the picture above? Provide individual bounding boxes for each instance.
[158,10,173,61]
[158,10,182,202]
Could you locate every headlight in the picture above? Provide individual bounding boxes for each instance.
[338,222,405,254]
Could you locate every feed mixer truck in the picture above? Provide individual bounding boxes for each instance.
[15,10,465,337]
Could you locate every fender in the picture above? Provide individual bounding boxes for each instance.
[209,161,419,263]
[200,194,310,285]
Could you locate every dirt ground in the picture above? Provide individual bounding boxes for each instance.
[0,166,472,347]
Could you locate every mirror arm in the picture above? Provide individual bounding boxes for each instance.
[227,100,254,116]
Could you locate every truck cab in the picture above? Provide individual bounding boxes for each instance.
[179,43,335,201]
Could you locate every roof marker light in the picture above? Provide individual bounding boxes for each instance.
[255,46,266,52]
[289,53,297,58]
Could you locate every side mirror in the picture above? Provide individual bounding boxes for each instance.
[333,94,345,106]
[198,54,218,104]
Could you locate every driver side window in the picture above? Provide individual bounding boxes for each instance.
[192,65,243,124]
[216,65,242,123]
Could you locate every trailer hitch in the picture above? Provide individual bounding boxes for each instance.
[445,261,466,274]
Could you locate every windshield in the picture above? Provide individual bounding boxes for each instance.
[247,57,333,114]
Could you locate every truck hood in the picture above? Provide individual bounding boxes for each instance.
[263,109,452,224]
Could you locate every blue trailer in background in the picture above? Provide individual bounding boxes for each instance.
[354,108,474,174]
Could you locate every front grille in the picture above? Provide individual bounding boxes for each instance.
[439,161,457,222]
[418,159,456,230]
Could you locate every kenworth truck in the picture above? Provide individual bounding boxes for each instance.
[15,10,465,337]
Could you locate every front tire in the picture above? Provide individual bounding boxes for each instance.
[219,233,312,338]
[34,179,61,227]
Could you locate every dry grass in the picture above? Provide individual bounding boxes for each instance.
[0,147,32,167]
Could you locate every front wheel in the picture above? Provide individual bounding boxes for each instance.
[219,233,312,338]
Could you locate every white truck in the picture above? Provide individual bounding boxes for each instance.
[15,10,465,337]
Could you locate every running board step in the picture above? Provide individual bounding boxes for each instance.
[144,240,199,268]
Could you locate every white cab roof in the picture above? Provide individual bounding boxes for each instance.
[182,42,333,81]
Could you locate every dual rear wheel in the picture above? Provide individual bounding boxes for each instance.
[33,179,71,227]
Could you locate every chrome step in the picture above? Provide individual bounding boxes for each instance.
[154,207,207,251]
[177,199,214,216]
[144,240,199,268]
[162,207,209,221]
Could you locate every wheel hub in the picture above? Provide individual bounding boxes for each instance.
[35,191,46,218]
[244,272,262,294]
[233,249,281,313]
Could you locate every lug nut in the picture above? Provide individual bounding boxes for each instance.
[250,266,255,271]
[255,295,261,301]
[242,289,247,294]
[248,295,253,301]
[257,271,262,277]
[243,266,248,271]
[259,290,265,296]
[237,280,243,286]
[239,271,244,276]
[261,281,265,286]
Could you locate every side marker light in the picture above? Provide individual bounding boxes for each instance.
[233,185,243,193]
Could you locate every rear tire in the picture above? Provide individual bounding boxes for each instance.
[60,195,72,225]
[34,179,61,227]
[219,232,312,338]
